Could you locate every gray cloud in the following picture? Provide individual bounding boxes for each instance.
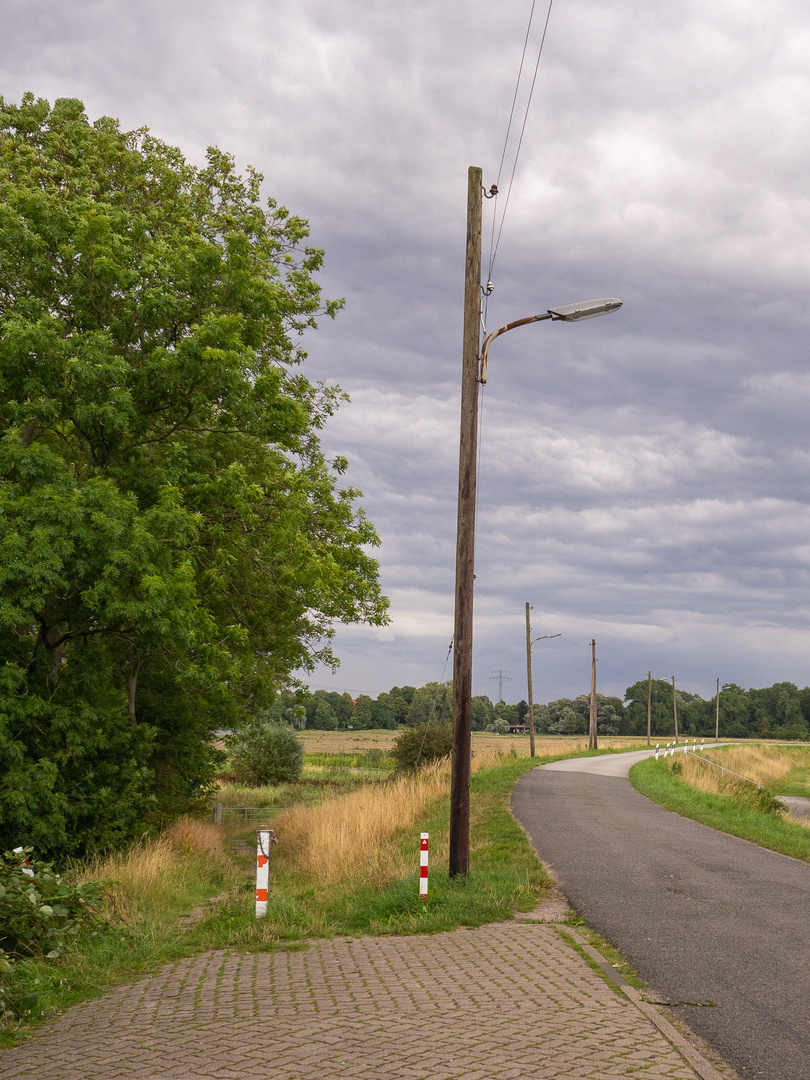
[4,0,810,702]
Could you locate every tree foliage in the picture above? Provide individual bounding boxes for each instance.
[227,721,304,787]
[0,95,387,857]
[390,723,452,773]
[623,679,810,740]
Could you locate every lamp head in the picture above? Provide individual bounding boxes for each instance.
[546,298,623,322]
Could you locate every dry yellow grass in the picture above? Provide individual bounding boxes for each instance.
[75,817,229,920]
[276,757,452,888]
[274,740,623,890]
[297,730,649,756]
[681,744,804,795]
[297,730,401,753]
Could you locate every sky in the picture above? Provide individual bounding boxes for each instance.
[4,0,810,705]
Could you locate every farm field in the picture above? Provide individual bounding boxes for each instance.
[298,729,655,756]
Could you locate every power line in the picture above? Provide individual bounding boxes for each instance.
[487,0,557,283]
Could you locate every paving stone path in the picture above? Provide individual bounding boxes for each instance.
[0,916,734,1080]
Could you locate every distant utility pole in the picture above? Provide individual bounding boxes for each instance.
[647,671,652,747]
[525,603,561,758]
[716,677,720,740]
[672,675,679,744]
[525,608,535,756]
[589,640,598,749]
[490,669,512,702]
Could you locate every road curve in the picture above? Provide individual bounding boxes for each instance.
[512,749,810,1080]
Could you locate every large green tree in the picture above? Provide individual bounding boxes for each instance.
[0,95,388,856]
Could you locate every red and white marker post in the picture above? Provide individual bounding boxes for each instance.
[256,829,272,918]
[420,832,429,901]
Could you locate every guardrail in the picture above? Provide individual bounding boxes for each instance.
[212,803,282,824]
[683,750,763,789]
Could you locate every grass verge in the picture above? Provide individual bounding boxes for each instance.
[630,756,810,862]
[4,745,637,1044]
[187,751,558,948]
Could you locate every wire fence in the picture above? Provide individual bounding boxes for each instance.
[212,803,282,824]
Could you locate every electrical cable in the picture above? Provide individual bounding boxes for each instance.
[487,0,557,284]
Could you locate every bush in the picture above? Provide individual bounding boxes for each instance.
[390,723,453,773]
[228,722,304,786]
[0,848,109,960]
[0,847,111,1021]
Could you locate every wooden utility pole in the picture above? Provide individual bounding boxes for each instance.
[716,677,720,740]
[449,166,482,878]
[589,639,598,749]
[525,604,536,758]
[672,675,679,744]
[646,671,652,746]
[525,609,561,759]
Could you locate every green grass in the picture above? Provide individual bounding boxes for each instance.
[0,844,241,1045]
[192,753,558,946]
[630,756,810,862]
[2,747,614,1043]
[772,765,810,797]
[303,749,395,770]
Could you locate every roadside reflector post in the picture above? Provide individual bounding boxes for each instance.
[655,743,659,760]
[420,832,429,901]
[255,828,276,918]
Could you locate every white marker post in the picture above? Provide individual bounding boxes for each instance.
[655,743,660,760]
[420,833,429,901]
[256,829,272,918]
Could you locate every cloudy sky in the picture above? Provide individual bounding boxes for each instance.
[4,0,810,704]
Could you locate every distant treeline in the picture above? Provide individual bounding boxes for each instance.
[267,679,810,741]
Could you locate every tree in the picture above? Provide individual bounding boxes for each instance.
[0,95,388,857]
[228,721,304,786]
[310,698,338,730]
[388,694,411,726]
[624,680,674,736]
[370,696,397,729]
[390,723,452,773]
[471,695,494,731]
[353,694,374,729]
[548,707,584,734]
[390,685,416,705]
[406,682,452,727]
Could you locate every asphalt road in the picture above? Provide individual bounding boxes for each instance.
[512,750,810,1080]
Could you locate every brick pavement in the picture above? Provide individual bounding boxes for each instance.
[0,918,732,1080]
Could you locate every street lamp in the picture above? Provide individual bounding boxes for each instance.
[479,299,623,383]
[525,608,562,758]
[449,166,623,878]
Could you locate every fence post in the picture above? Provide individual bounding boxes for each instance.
[213,802,223,825]
[420,833,429,901]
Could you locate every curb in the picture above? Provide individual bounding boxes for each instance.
[563,926,738,1080]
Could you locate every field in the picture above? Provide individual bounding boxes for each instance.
[298,729,653,756]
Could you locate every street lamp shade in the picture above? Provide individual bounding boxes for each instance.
[546,298,623,322]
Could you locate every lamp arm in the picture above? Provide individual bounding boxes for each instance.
[479,313,552,384]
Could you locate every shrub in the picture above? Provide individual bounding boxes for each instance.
[0,848,110,960]
[390,723,453,773]
[0,847,111,1021]
[228,722,304,786]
